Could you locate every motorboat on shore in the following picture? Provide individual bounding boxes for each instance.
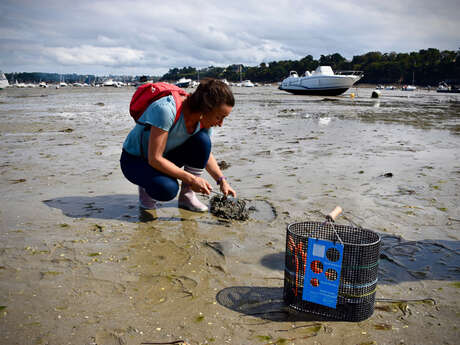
[175,77,192,88]
[0,71,10,89]
[279,66,363,96]
[437,81,460,93]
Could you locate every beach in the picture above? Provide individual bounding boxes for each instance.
[0,85,459,345]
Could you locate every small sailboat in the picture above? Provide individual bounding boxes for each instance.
[402,71,416,91]
[0,71,10,89]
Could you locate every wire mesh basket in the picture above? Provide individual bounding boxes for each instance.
[283,208,381,322]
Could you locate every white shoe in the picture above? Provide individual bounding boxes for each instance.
[138,186,157,209]
[178,184,208,212]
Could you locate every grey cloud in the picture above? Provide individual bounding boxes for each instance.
[1,0,459,75]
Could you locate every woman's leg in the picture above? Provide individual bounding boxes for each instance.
[120,130,211,209]
[166,130,212,212]
[166,130,211,168]
[120,150,179,202]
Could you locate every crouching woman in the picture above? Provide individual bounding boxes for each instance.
[120,78,236,212]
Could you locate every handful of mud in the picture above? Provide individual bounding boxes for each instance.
[209,195,249,221]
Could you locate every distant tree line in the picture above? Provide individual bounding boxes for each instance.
[5,48,460,86]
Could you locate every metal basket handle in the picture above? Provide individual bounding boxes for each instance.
[325,206,344,245]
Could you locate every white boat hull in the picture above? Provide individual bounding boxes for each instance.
[176,81,191,88]
[280,75,361,96]
[279,66,363,96]
[176,78,192,88]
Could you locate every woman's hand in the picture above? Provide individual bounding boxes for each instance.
[219,179,236,197]
[189,175,213,195]
[205,153,236,197]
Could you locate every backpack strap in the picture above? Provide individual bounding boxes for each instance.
[138,92,187,160]
[170,91,186,127]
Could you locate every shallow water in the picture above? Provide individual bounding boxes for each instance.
[1,85,459,344]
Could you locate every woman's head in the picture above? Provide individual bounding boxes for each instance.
[187,78,235,127]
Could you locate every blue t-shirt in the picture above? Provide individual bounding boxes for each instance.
[123,95,211,157]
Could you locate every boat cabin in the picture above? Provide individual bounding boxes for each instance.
[312,66,334,76]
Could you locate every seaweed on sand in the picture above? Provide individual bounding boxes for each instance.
[210,195,249,221]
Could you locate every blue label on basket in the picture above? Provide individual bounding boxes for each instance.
[302,238,344,309]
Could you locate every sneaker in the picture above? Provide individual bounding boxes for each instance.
[138,186,157,209]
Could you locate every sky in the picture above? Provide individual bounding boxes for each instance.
[1,0,459,76]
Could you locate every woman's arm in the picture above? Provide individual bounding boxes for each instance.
[148,127,212,193]
[206,153,236,197]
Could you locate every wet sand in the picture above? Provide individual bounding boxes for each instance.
[0,86,459,344]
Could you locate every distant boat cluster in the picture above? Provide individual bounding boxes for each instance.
[376,84,417,91]
[375,82,459,93]
[0,70,146,89]
[0,71,261,90]
[174,77,257,88]
[0,76,137,89]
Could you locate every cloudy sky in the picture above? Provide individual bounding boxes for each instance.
[1,0,459,76]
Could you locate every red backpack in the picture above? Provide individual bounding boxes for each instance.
[129,82,188,125]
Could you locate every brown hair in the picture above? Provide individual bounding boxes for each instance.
[186,78,235,114]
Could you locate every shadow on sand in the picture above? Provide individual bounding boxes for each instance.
[42,194,236,226]
[216,286,330,322]
[42,193,275,224]
[42,193,178,223]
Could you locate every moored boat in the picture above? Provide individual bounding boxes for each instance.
[437,81,460,93]
[279,66,363,96]
[241,80,255,87]
[102,79,115,87]
[175,77,192,88]
[0,71,10,89]
[402,85,416,91]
